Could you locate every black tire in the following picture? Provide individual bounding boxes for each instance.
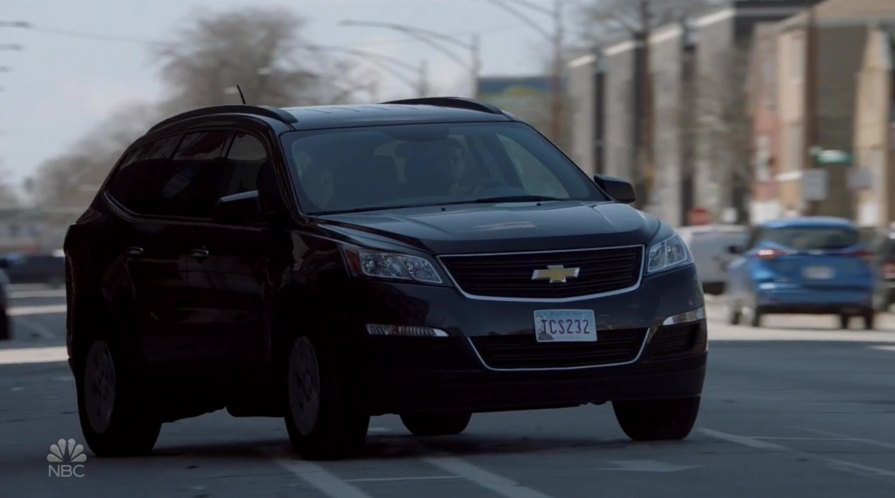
[838,314,850,330]
[76,338,161,457]
[0,306,9,340]
[727,299,741,325]
[613,397,701,441]
[401,412,472,436]
[749,307,763,328]
[284,335,369,460]
[863,311,875,331]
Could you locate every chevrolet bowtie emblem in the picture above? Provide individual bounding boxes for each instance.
[531,265,580,284]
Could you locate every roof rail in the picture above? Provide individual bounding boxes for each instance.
[148,105,298,132]
[382,97,502,115]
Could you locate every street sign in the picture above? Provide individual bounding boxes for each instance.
[810,147,853,165]
[687,207,712,226]
[802,169,827,201]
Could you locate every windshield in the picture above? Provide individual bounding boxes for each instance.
[283,122,607,214]
[754,226,860,251]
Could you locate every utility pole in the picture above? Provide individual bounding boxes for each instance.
[637,0,655,209]
[550,0,564,143]
[803,4,818,216]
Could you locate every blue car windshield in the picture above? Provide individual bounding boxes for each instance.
[282,122,608,214]
[755,226,859,251]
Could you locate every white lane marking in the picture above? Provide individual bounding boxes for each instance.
[9,290,67,299]
[16,315,56,339]
[425,456,555,498]
[827,459,895,479]
[9,305,67,316]
[698,428,786,450]
[801,428,895,451]
[0,346,68,365]
[346,475,461,483]
[273,458,372,498]
[594,460,698,472]
[700,428,895,481]
[870,345,895,352]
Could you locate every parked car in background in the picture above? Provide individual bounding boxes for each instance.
[677,225,749,295]
[867,229,895,311]
[0,263,9,340]
[0,251,66,286]
[726,217,877,329]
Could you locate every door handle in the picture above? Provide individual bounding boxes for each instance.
[190,248,210,259]
[126,246,144,256]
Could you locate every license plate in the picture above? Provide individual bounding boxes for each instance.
[803,266,834,280]
[534,310,597,343]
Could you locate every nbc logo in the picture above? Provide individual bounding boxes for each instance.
[47,438,87,478]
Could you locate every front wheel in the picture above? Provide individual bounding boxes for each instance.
[613,397,700,441]
[0,306,9,340]
[76,339,161,456]
[401,412,472,436]
[284,336,369,460]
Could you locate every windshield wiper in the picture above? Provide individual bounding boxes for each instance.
[468,195,563,204]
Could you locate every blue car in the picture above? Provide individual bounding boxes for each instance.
[726,217,877,329]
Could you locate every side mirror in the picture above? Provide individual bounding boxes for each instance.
[213,190,261,224]
[594,175,636,204]
[727,245,744,255]
[0,258,7,270]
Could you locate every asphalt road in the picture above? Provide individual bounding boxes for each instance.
[2,291,895,497]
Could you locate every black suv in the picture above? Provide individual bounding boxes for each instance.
[65,98,707,459]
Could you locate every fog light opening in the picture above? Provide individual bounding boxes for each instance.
[365,324,449,338]
[662,307,706,326]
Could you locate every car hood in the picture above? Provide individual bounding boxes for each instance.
[317,201,660,254]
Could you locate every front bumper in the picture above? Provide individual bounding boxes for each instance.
[335,265,707,415]
[755,283,873,312]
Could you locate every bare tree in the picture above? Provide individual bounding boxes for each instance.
[157,7,373,112]
[32,102,155,211]
[575,0,726,46]
[32,6,378,219]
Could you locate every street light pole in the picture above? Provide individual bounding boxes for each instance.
[340,20,480,97]
[303,44,429,97]
[479,0,565,143]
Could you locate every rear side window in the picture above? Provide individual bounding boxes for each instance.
[157,131,231,218]
[756,226,859,251]
[107,135,181,211]
[107,131,232,218]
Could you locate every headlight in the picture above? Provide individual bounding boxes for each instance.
[342,246,443,284]
[647,233,692,274]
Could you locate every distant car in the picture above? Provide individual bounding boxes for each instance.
[677,225,748,295]
[726,217,877,329]
[1,252,66,286]
[0,264,8,340]
[868,230,895,311]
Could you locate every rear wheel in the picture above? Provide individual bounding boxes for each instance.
[76,339,161,456]
[727,299,741,325]
[284,335,369,460]
[401,412,472,436]
[749,307,763,328]
[613,397,700,441]
[838,314,850,329]
[863,311,875,330]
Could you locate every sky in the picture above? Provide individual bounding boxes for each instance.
[0,0,587,192]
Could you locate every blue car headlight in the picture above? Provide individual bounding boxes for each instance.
[647,233,693,274]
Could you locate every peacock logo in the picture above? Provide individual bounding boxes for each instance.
[47,438,87,478]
